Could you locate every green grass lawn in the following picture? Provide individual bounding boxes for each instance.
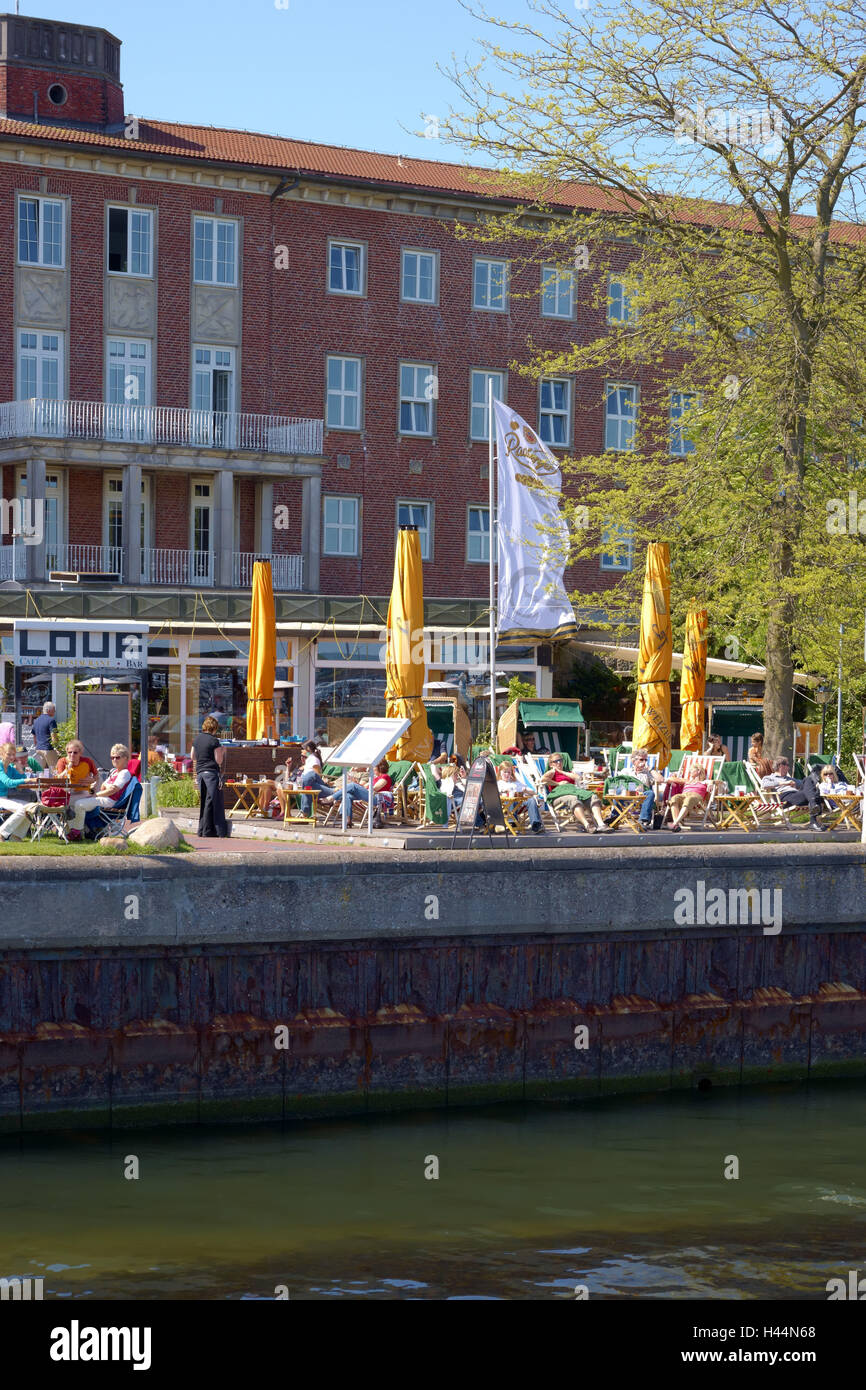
[0,838,191,857]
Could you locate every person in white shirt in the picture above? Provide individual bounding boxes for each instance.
[496,761,544,833]
[297,739,336,818]
[67,743,133,839]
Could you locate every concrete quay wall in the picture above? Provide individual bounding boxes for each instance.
[0,843,864,1130]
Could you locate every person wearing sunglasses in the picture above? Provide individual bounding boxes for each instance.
[540,754,609,832]
[66,743,132,840]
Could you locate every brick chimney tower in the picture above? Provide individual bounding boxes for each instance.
[0,12,124,132]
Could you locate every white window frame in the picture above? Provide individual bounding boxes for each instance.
[327,238,366,297]
[17,469,65,567]
[106,337,151,408]
[17,329,65,401]
[193,215,239,286]
[325,355,363,431]
[399,361,436,437]
[17,194,65,268]
[605,382,638,452]
[400,247,439,305]
[466,504,490,563]
[600,525,634,572]
[607,275,638,325]
[473,256,508,312]
[540,264,575,319]
[322,494,360,557]
[669,390,699,456]
[538,376,572,448]
[396,500,433,560]
[107,205,154,278]
[103,473,153,553]
[469,369,505,442]
[189,477,214,586]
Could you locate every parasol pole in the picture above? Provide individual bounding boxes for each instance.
[488,379,497,745]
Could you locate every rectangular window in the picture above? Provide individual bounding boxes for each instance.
[669,391,698,456]
[193,216,238,285]
[470,369,504,441]
[106,338,151,441]
[473,257,508,311]
[605,382,638,451]
[18,330,63,399]
[467,505,490,563]
[600,525,633,571]
[18,195,64,267]
[108,206,153,276]
[397,501,431,560]
[322,495,360,556]
[328,239,365,295]
[326,355,362,430]
[399,362,435,435]
[401,248,437,304]
[607,276,638,324]
[541,264,574,319]
[539,377,571,447]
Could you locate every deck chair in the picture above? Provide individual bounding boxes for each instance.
[660,754,725,828]
[85,779,143,841]
[743,762,799,829]
[614,750,660,776]
[416,762,452,828]
[521,756,582,831]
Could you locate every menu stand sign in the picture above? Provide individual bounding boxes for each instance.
[451,757,515,849]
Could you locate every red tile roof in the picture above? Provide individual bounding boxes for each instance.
[0,116,861,242]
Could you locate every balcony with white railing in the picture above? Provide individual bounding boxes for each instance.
[51,544,123,578]
[232,552,304,591]
[0,399,324,456]
[142,549,214,587]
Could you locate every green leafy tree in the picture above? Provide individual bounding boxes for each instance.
[445,0,866,757]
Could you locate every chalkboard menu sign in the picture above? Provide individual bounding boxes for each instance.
[451,757,514,848]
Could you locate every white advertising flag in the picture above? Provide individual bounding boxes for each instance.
[493,399,577,643]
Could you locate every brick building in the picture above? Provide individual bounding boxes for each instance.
[0,10,652,750]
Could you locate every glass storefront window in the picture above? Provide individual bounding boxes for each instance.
[147,667,183,753]
[314,666,386,745]
[316,640,383,663]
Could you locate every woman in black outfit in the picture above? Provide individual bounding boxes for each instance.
[192,716,230,838]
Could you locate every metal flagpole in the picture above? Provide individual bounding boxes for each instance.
[488,380,496,745]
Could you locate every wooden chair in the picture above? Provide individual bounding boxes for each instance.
[660,754,725,829]
[743,762,799,829]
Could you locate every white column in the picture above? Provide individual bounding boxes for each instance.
[123,461,142,584]
[25,457,46,583]
[300,472,321,592]
[215,469,234,587]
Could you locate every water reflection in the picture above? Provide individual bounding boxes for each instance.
[1,1082,864,1299]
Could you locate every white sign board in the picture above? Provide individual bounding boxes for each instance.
[328,717,411,769]
[326,716,412,836]
[13,620,149,671]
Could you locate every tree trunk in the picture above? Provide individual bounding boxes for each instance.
[762,608,795,762]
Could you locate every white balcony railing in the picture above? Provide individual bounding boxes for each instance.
[52,545,123,578]
[0,543,20,581]
[232,552,304,591]
[0,398,324,456]
[142,549,214,586]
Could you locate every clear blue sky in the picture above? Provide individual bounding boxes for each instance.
[21,0,536,161]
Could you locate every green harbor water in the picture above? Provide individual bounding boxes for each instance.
[1,1081,864,1300]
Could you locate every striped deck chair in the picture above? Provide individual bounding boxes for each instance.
[518,756,572,830]
[743,762,799,828]
[660,754,725,828]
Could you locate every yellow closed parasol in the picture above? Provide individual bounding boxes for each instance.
[679,604,708,752]
[632,542,673,767]
[386,526,433,762]
[246,559,277,740]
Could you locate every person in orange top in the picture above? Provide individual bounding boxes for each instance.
[55,740,98,831]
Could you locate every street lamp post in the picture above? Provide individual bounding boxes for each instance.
[815,682,831,756]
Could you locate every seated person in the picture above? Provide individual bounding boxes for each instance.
[747,732,773,779]
[667,776,710,831]
[496,760,544,834]
[760,758,825,830]
[67,743,133,840]
[606,750,665,831]
[434,758,468,820]
[14,747,43,775]
[704,733,731,761]
[0,741,40,841]
[331,761,393,824]
[540,753,609,833]
[817,763,856,807]
[56,741,98,815]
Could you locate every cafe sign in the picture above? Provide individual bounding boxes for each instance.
[13,620,149,671]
